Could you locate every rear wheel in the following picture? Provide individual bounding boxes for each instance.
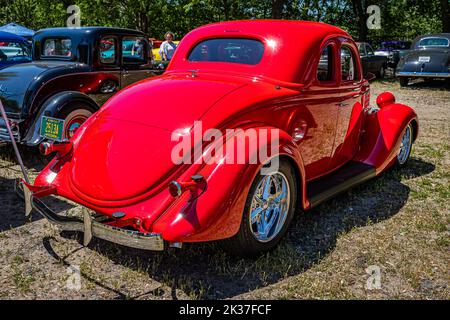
[397,123,413,166]
[57,102,95,140]
[221,160,297,257]
[399,77,409,87]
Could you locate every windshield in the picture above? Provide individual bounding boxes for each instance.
[419,37,449,47]
[188,38,264,65]
[0,41,31,62]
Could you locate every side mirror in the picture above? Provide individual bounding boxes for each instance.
[365,72,376,82]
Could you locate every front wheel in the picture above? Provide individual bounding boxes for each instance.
[397,123,414,166]
[221,160,297,257]
[57,103,95,140]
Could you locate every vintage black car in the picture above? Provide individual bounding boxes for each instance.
[0,27,163,146]
[356,42,388,79]
[397,33,450,87]
[374,40,411,70]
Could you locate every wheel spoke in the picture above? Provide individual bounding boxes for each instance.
[250,207,263,224]
[262,175,273,200]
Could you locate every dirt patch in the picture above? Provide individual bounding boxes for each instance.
[0,78,448,300]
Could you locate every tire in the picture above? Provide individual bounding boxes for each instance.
[56,102,95,140]
[399,77,409,87]
[377,65,386,79]
[220,160,297,258]
[396,122,414,166]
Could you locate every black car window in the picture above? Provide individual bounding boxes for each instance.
[419,37,449,47]
[358,44,366,56]
[317,45,334,82]
[341,46,358,81]
[99,37,117,64]
[188,38,264,65]
[42,38,72,57]
[366,44,374,55]
[122,36,146,65]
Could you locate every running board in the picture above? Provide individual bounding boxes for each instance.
[307,161,376,208]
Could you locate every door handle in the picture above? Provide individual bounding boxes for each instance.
[338,102,350,107]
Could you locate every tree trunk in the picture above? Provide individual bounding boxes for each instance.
[272,0,285,19]
[351,0,367,41]
[442,0,450,33]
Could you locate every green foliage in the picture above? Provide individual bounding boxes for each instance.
[0,0,445,42]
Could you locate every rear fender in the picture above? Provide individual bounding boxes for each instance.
[152,127,306,242]
[355,95,418,172]
[23,91,99,146]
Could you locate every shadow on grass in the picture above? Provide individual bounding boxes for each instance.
[44,158,434,299]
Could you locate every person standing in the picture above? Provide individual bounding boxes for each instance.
[159,31,177,61]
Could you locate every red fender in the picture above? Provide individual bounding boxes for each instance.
[355,92,418,173]
[151,127,306,242]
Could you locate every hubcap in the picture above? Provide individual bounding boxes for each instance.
[249,172,290,243]
[397,124,412,164]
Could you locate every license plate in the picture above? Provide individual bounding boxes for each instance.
[40,116,65,141]
[418,56,430,63]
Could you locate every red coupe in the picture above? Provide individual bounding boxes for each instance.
[19,20,418,257]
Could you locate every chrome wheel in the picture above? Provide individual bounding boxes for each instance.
[63,108,93,139]
[249,172,291,243]
[397,124,412,165]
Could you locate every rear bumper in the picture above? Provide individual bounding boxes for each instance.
[17,181,164,251]
[397,71,450,78]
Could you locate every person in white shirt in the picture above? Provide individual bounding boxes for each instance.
[159,31,177,61]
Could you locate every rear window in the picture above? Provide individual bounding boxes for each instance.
[419,37,449,47]
[188,38,264,65]
[42,38,72,57]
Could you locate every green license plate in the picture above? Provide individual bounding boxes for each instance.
[40,116,65,141]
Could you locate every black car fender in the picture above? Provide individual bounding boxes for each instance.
[23,91,99,146]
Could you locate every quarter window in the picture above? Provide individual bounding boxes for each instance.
[317,45,334,82]
[341,46,358,81]
[99,37,117,64]
[42,38,72,57]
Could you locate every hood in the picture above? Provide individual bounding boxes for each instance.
[97,73,244,131]
[400,49,450,73]
[0,61,83,115]
[69,73,244,202]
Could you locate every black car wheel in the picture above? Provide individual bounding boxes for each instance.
[57,102,95,140]
[377,65,386,79]
[399,77,409,87]
[220,160,297,257]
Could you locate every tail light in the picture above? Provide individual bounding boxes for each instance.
[39,141,73,158]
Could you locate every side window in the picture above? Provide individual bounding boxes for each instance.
[358,44,366,56]
[341,46,358,81]
[317,45,334,82]
[122,36,146,65]
[99,37,117,64]
[366,44,374,56]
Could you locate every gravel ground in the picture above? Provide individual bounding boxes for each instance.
[0,77,448,300]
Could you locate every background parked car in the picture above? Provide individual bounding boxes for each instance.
[0,27,164,146]
[397,33,450,87]
[356,42,388,79]
[374,40,411,70]
[0,31,31,69]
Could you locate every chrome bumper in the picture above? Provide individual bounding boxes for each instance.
[397,72,450,78]
[17,181,164,251]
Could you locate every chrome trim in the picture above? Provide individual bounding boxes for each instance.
[397,72,450,78]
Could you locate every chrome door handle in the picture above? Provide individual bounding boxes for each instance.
[338,102,350,107]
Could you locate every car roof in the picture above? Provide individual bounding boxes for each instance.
[34,27,144,38]
[0,31,28,42]
[169,20,351,83]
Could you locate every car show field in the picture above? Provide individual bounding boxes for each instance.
[0,78,448,300]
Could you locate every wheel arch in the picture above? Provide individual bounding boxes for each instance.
[22,91,99,145]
